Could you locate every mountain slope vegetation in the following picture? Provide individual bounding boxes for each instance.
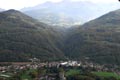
[1,9,120,65]
[0,9,65,62]
[64,9,120,65]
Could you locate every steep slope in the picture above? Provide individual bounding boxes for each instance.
[64,9,120,65]
[0,9,65,62]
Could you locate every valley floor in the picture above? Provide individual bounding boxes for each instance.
[0,60,120,80]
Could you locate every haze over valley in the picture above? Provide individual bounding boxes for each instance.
[21,0,120,27]
[1,0,120,80]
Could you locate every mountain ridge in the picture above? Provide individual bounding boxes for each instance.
[21,1,120,27]
[0,9,65,62]
[1,9,120,65]
[64,8,120,65]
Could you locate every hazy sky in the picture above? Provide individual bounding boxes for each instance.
[0,0,119,10]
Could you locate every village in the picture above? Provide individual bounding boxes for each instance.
[0,58,120,80]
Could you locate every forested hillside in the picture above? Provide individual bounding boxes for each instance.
[64,9,120,65]
[0,9,65,62]
[1,9,120,65]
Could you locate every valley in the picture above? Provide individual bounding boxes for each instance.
[0,1,120,79]
[1,9,120,65]
[1,60,120,80]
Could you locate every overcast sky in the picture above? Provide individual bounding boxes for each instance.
[0,0,119,10]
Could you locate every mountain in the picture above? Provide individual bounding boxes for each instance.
[21,0,120,27]
[1,8,120,66]
[0,8,4,12]
[64,9,120,65]
[0,9,65,62]
[82,9,120,28]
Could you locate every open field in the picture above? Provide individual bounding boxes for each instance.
[92,72,120,79]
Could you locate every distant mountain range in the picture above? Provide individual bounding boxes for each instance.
[21,0,120,27]
[0,8,4,12]
[1,9,120,65]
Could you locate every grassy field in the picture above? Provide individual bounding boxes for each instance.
[92,71,120,79]
[65,69,80,77]
[21,73,32,80]
[20,69,37,80]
